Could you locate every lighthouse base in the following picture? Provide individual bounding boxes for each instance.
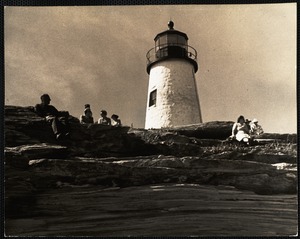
[145,59,202,129]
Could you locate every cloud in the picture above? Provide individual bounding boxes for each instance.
[5,4,296,133]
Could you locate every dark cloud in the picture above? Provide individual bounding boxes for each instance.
[5,4,296,133]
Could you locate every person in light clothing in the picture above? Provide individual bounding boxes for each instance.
[111,114,122,127]
[97,110,111,126]
[250,118,264,136]
[230,115,251,145]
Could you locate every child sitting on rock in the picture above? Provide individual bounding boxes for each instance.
[111,114,122,127]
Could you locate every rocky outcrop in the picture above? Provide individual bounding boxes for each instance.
[5,106,156,157]
[25,155,296,194]
[4,106,298,236]
[5,184,297,237]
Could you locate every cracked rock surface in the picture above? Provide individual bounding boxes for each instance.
[4,106,298,236]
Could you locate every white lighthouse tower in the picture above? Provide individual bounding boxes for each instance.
[145,21,202,129]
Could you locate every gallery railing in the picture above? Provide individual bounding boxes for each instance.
[146,43,198,73]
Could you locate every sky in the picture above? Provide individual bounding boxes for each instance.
[4,4,297,133]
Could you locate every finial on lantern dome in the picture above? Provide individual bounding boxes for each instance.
[168,21,174,30]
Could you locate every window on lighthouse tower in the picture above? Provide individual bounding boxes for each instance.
[149,89,157,107]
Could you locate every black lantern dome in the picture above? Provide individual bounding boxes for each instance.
[146,21,198,74]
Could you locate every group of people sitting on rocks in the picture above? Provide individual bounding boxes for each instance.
[35,94,263,144]
[79,104,122,127]
[34,94,121,140]
[229,115,264,145]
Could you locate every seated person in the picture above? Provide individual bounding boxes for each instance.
[35,94,70,140]
[111,114,122,127]
[230,115,251,145]
[80,104,94,124]
[250,118,264,136]
[97,110,111,126]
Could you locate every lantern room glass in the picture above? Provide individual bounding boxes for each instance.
[155,34,188,51]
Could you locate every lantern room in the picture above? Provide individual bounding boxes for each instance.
[146,21,198,74]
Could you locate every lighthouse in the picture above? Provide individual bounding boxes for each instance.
[145,21,202,129]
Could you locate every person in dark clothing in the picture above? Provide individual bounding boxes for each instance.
[80,104,94,124]
[35,94,70,140]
